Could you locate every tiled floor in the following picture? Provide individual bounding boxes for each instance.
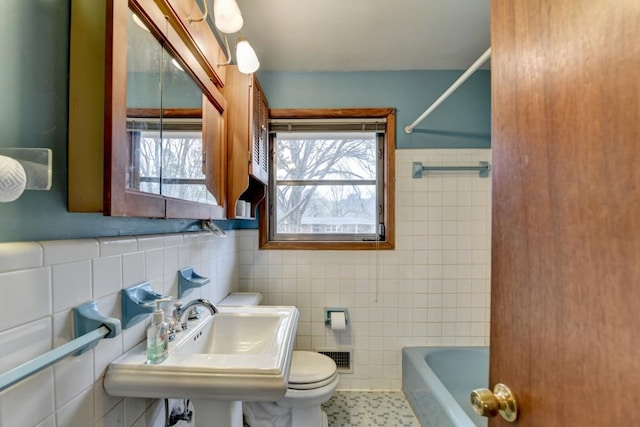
[322,391,421,427]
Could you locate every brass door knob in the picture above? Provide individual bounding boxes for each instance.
[470,383,518,422]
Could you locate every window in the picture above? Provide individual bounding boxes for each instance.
[259,108,395,249]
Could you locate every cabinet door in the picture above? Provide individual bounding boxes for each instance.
[104,0,166,217]
[250,78,269,185]
[224,66,251,219]
[224,66,268,219]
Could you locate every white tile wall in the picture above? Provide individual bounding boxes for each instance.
[237,149,492,390]
[0,148,492,423]
[0,232,240,427]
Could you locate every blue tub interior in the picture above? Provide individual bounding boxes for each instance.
[402,347,489,427]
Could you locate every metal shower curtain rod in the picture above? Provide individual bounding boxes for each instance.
[404,47,492,135]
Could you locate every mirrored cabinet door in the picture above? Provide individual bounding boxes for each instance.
[159,48,217,206]
[125,9,218,207]
[126,9,162,196]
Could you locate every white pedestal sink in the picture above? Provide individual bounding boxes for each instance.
[104,305,299,427]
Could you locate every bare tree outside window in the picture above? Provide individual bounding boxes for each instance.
[263,108,395,249]
[135,132,162,194]
[275,133,378,235]
[130,129,216,205]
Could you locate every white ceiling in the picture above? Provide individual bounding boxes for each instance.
[235,0,491,72]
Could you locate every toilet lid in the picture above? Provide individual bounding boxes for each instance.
[288,351,337,386]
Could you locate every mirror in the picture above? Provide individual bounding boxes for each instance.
[125,9,217,206]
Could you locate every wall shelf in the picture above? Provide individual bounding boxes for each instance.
[178,267,210,298]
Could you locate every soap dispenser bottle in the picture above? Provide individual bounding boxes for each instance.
[147,298,171,364]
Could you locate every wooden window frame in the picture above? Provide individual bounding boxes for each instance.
[258,108,395,250]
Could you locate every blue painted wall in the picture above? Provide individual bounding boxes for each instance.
[0,1,490,243]
[258,70,491,149]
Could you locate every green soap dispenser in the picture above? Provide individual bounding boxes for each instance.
[147,298,171,364]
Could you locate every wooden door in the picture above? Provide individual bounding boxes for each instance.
[490,0,640,425]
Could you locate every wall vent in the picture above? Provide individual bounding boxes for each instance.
[316,348,353,373]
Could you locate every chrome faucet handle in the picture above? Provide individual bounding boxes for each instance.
[166,317,180,341]
[172,302,189,330]
[187,307,201,321]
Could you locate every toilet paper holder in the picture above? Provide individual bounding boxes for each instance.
[324,307,349,327]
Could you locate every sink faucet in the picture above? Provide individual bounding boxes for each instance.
[172,298,218,330]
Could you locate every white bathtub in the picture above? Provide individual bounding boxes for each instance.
[402,347,489,427]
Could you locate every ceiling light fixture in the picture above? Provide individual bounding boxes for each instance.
[217,34,260,75]
[203,0,259,74]
[213,0,244,34]
[235,35,260,74]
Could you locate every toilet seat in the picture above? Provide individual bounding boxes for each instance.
[289,370,338,390]
[288,351,338,390]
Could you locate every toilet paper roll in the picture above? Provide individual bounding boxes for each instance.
[330,311,347,331]
[235,200,245,217]
[0,155,27,202]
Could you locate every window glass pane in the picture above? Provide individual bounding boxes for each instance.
[161,131,217,205]
[131,130,162,194]
[132,130,216,204]
[276,132,377,181]
[275,184,376,234]
[161,131,202,179]
[266,109,394,248]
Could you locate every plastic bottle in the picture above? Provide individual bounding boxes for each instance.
[147,298,171,364]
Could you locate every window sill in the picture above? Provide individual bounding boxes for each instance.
[258,240,394,250]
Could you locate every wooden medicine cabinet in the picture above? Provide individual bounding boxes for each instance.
[224,65,269,220]
[68,0,227,219]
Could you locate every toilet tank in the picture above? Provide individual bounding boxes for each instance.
[219,292,263,306]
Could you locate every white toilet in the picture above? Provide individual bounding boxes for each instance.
[219,293,339,427]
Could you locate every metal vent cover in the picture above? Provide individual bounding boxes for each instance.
[316,348,353,373]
